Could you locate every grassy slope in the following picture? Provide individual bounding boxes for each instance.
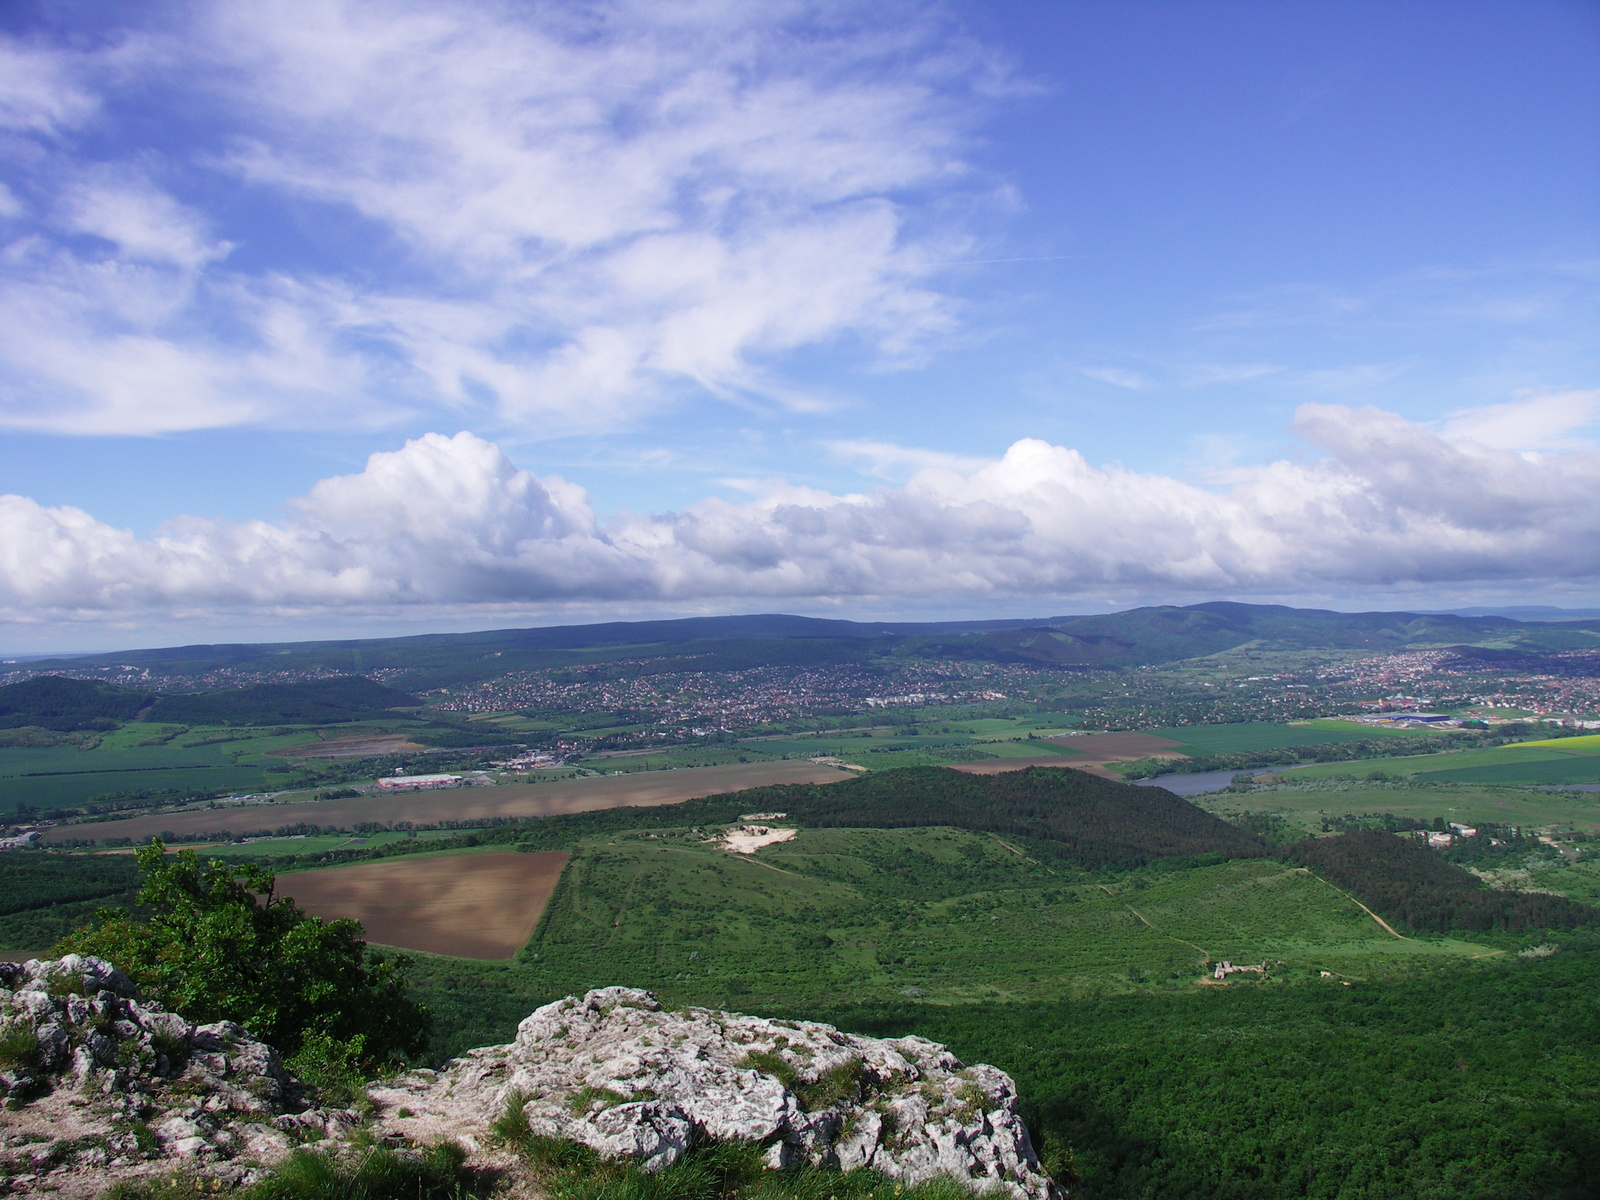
[510,825,1489,1012]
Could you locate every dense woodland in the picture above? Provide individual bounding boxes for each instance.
[770,766,1266,867]
[1288,829,1600,933]
[0,674,420,730]
[0,675,150,731]
[815,946,1600,1200]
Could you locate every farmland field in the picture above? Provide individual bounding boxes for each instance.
[276,849,569,959]
[39,759,853,845]
[0,722,381,812]
[1281,731,1600,785]
[0,765,270,811]
[1145,718,1432,755]
[1195,781,1600,835]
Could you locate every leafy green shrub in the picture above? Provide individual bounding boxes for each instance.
[54,840,430,1065]
[287,1032,373,1111]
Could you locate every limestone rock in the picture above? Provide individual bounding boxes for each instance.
[0,955,348,1196]
[376,987,1064,1200]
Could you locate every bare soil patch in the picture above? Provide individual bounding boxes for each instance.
[43,760,850,844]
[720,825,797,854]
[276,850,568,960]
[274,733,427,759]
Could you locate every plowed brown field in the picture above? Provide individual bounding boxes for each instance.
[276,850,568,959]
[42,760,851,845]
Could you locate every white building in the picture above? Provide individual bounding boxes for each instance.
[377,774,462,791]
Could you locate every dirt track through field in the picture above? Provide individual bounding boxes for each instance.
[953,732,1187,779]
[276,850,568,959]
[41,760,851,844]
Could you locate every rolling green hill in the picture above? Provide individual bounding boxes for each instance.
[0,675,149,731]
[22,601,1600,685]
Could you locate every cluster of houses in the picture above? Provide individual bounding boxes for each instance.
[493,750,562,771]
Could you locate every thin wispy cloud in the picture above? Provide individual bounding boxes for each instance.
[827,439,993,478]
[1439,390,1600,454]
[0,0,1005,438]
[1080,366,1150,390]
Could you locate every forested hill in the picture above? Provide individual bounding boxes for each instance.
[0,675,149,730]
[0,674,416,728]
[511,765,1265,870]
[775,766,1266,867]
[143,677,416,725]
[1289,830,1600,934]
[20,601,1598,685]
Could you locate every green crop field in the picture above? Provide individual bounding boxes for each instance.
[0,722,365,811]
[0,764,271,811]
[511,823,1492,1011]
[1281,731,1600,786]
[1197,780,1600,835]
[1147,718,1432,755]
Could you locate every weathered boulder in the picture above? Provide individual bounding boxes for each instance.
[0,955,355,1195]
[375,986,1063,1200]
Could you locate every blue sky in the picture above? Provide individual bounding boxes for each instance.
[1,0,1597,650]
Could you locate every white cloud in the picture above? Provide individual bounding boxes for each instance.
[0,39,98,134]
[827,438,991,478]
[1080,366,1150,390]
[1181,363,1282,386]
[58,174,230,271]
[0,0,997,436]
[4,403,1598,624]
[1438,389,1600,453]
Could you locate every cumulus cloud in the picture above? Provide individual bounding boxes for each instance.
[0,0,997,436]
[4,404,1598,622]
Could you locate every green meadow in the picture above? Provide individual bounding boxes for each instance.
[514,824,1493,1012]
[1147,718,1429,754]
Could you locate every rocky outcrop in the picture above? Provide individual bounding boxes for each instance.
[0,955,356,1195]
[375,986,1063,1200]
[2,965,1062,1199]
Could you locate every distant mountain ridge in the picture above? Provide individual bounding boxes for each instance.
[14,602,1599,689]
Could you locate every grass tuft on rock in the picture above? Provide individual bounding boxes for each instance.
[503,1137,978,1200]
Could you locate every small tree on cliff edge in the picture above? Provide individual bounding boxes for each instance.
[56,839,430,1067]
